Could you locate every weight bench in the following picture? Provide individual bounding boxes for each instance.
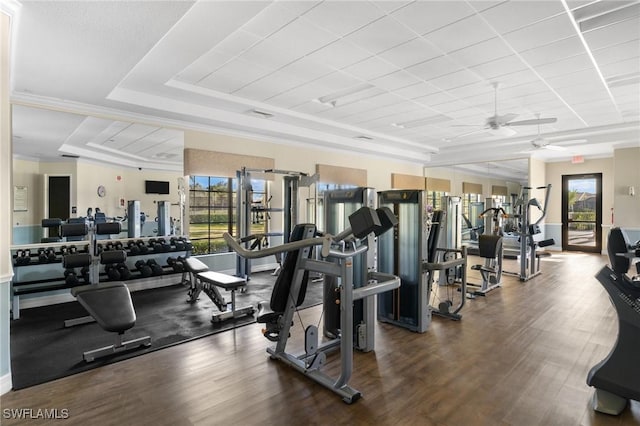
[182,257,255,322]
[71,282,151,362]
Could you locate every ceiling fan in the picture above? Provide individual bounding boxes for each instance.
[452,83,558,138]
[526,113,568,151]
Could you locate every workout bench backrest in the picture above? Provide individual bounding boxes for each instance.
[270,223,316,313]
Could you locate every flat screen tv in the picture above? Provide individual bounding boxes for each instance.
[145,180,170,194]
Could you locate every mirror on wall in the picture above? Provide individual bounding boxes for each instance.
[11,105,185,245]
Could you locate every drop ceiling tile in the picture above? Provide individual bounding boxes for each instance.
[583,16,640,50]
[427,69,483,90]
[241,2,300,38]
[535,53,594,79]
[556,86,613,104]
[372,70,421,91]
[423,15,497,54]
[502,14,577,52]
[176,50,236,84]
[390,1,475,35]
[480,0,565,34]
[101,123,159,150]
[377,37,441,68]
[546,68,602,89]
[491,68,540,89]
[346,16,417,54]
[342,56,399,81]
[406,55,462,81]
[302,1,385,36]
[305,38,373,70]
[266,16,338,58]
[277,57,336,85]
[213,29,262,56]
[198,58,273,93]
[518,36,586,67]
[600,57,640,79]
[470,54,528,80]
[393,82,440,99]
[592,39,640,66]
[278,1,323,16]
[239,39,305,74]
[364,92,408,108]
[414,90,459,107]
[234,70,307,101]
[447,37,513,68]
[370,1,413,13]
[317,100,379,119]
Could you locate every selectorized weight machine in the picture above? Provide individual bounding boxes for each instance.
[322,187,377,351]
[377,190,467,333]
[224,206,400,403]
[505,184,555,281]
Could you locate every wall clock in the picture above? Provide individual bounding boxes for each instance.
[97,185,106,197]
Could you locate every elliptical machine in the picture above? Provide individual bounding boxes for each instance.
[587,227,640,415]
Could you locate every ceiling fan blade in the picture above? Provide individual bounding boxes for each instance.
[449,128,490,139]
[450,124,484,127]
[506,117,558,126]
[490,126,517,137]
[495,113,519,125]
[543,144,567,151]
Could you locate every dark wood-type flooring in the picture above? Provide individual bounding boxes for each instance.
[2,252,639,425]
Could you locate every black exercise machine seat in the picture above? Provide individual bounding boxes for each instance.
[256,223,316,339]
[471,234,503,273]
[71,282,136,333]
[586,227,640,415]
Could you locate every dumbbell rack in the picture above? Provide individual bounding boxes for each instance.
[10,235,193,320]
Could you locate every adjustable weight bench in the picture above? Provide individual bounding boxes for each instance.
[71,282,151,362]
[182,257,255,322]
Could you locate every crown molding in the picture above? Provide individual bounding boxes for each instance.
[0,0,21,18]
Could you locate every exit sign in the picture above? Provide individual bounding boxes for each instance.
[571,155,584,164]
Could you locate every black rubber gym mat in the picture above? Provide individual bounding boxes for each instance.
[10,272,323,389]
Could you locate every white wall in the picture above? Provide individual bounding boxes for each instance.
[613,147,640,231]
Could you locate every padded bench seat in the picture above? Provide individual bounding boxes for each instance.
[181,257,254,323]
[196,270,246,291]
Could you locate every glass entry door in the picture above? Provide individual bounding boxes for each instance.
[562,173,602,253]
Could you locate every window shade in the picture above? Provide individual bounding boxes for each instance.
[462,181,483,194]
[315,164,367,186]
[184,148,275,178]
[492,185,508,196]
[426,177,451,192]
[391,173,425,190]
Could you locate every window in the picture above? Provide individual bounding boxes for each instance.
[189,176,268,255]
[189,176,236,255]
[426,190,448,211]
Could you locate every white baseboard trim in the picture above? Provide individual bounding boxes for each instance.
[0,372,13,395]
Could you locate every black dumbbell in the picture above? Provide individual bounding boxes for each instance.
[117,263,132,280]
[115,242,124,251]
[19,250,31,265]
[46,248,57,262]
[64,268,79,286]
[80,266,91,283]
[147,259,163,276]
[38,248,47,263]
[135,260,153,278]
[105,263,121,281]
[136,240,149,254]
[184,240,193,252]
[174,238,185,251]
[60,245,68,256]
[105,242,114,251]
[127,240,140,255]
[167,257,184,273]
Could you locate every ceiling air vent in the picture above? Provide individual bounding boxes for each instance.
[61,154,79,159]
[248,109,274,119]
[354,135,373,141]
